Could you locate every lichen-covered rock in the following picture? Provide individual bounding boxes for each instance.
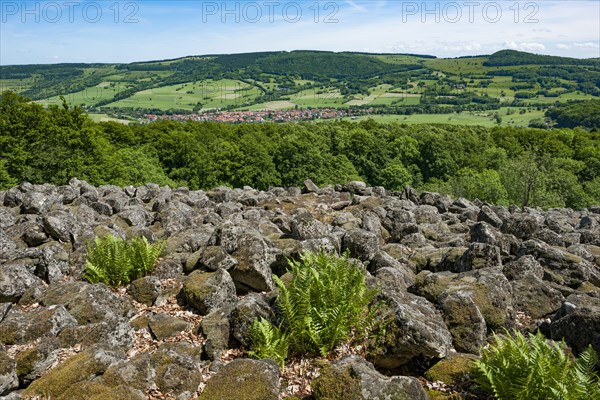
[38,281,135,324]
[290,209,330,240]
[411,267,515,331]
[342,229,379,261]
[117,206,154,228]
[0,264,45,303]
[36,242,71,283]
[166,225,216,254]
[230,234,277,292]
[150,342,204,395]
[478,206,503,228]
[199,358,280,400]
[21,191,59,215]
[504,212,544,240]
[517,239,600,287]
[370,292,454,368]
[2,181,600,399]
[0,348,18,396]
[438,291,487,354]
[0,304,77,345]
[184,245,237,273]
[183,269,237,315]
[470,222,514,256]
[230,293,274,347]
[3,185,27,208]
[414,205,442,225]
[542,293,600,355]
[157,201,197,236]
[503,255,544,280]
[411,247,466,273]
[200,307,232,360]
[58,318,135,350]
[453,242,502,272]
[100,355,154,395]
[0,228,17,261]
[314,356,429,400]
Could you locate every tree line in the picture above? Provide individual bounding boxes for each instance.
[1,91,598,209]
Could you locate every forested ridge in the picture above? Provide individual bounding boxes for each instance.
[1,91,599,209]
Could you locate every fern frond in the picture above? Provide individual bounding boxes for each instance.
[83,234,163,288]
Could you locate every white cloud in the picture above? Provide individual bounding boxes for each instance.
[441,42,483,52]
[573,42,600,49]
[505,41,546,52]
[556,42,599,50]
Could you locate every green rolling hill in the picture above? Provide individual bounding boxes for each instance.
[1,50,598,125]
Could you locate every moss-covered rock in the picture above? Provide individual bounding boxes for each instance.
[22,347,123,398]
[314,356,430,400]
[130,314,150,330]
[58,381,146,400]
[230,293,273,347]
[148,313,191,340]
[13,337,61,385]
[127,276,161,306]
[510,275,564,319]
[183,269,237,315]
[425,389,463,400]
[150,342,204,395]
[101,353,153,392]
[438,292,487,354]
[425,353,478,386]
[15,347,41,379]
[411,267,515,332]
[39,281,134,324]
[199,358,280,400]
[312,364,362,400]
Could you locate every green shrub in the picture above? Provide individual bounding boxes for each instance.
[84,235,165,287]
[249,251,380,366]
[473,330,600,400]
[247,317,289,369]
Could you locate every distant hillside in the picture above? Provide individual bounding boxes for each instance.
[484,49,599,66]
[0,50,598,120]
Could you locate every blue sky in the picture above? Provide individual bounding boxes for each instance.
[1,0,599,64]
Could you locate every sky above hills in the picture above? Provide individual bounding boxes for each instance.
[1,0,599,65]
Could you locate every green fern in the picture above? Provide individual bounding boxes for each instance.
[128,236,166,280]
[277,251,379,356]
[248,251,382,368]
[247,317,289,369]
[473,330,600,400]
[84,234,165,287]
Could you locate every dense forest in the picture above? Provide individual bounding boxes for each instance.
[545,100,600,129]
[1,91,599,209]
